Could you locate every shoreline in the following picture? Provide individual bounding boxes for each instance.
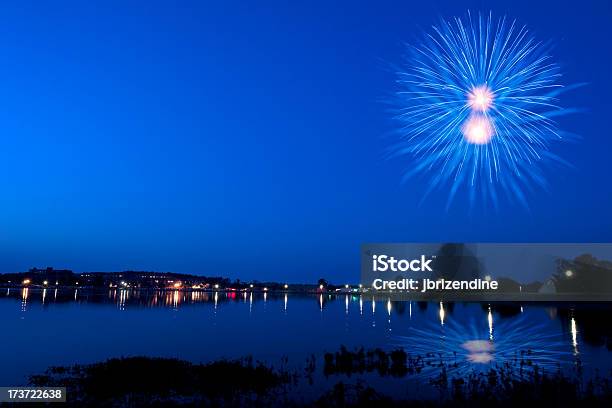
[3,285,612,303]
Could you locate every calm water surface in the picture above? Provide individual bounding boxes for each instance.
[1,288,610,398]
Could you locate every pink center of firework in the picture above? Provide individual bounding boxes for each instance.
[462,340,495,364]
[468,85,494,112]
[462,115,494,144]
[467,352,495,363]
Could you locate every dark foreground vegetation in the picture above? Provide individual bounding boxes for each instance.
[17,347,612,408]
[27,357,291,407]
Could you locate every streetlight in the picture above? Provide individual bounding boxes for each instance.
[565,270,574,278]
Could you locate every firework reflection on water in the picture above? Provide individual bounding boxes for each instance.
[394,303,575,378]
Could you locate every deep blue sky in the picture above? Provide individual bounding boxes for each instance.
[1,0,611,282]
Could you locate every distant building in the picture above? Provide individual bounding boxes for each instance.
[538,279,557,294]
[29,267,73,275]
[28,267,75,284]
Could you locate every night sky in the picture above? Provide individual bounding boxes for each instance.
[1,0,611,283]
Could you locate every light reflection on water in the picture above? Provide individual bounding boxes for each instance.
[20,287,28,312]
[571,317,579,355]
[0,288,610,387]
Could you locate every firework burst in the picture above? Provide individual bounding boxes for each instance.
[392,12,578,207]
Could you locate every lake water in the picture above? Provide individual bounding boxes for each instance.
[1,287,610,399]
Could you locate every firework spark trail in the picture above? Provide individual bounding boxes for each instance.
[393,310,575,378]
[391,11,579,208]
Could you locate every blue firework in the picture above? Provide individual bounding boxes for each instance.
[392,12,577,207]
